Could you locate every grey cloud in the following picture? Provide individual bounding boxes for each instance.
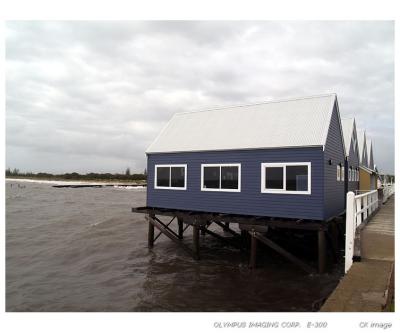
[6,21,394,174]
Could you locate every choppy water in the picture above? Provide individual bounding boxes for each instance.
[6,180,341,311]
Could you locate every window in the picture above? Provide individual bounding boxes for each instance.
[201,164,241,192]
[348,168,352,181]
[155,164,187,190]
[352,169,356,182]
[265,167,284,189]
[337,165,341,181]
[341,166,345,182]
[261,162,311,194]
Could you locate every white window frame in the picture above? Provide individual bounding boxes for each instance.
[348,168,352,181]
[201,163,241,193]
[154,164,187,190]
[341,166,345,182]
[337,165,341,181]
[261,162,311,195]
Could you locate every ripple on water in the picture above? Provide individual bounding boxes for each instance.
[6,181,341,311]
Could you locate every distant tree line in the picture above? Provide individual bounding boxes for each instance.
[5,168,147,182]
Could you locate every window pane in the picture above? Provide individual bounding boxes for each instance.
[221,166,239,189]
[286,165,308,191]
[265,167,284,189]
[171,167,185,187]
[203,166,220,189]
[156,167,170,187]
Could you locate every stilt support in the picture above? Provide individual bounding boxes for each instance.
[148,214,155,248]
[178,218,184,239]
[147,214,195,258]
[254,232,315,274]
[241,230,248,249]
[318,229,327,274]
[213,220,241,237]
[200,225,241,249]
[329,223,339,262]
[250,231,257,269]
[193,225,200,260]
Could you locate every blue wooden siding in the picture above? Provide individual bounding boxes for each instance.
[347,126,360,193]
[323,102,346,219]
[147,147,325,220]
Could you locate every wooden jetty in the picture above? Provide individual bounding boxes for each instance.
[321,195,394,311]
[132,206,344,274]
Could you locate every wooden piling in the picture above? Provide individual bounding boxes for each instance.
[318,229,327,274]
[148,214,155,248]
[178,218,184,239]
[193,225,200,260]
[250,231,257,268]
[254,232,315,274]
[241,230,248,249]
[330,223,339,262]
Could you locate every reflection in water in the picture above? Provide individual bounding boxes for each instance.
[6,181,340,311]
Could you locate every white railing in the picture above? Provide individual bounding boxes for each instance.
[382,183,395,204]
[345,190,379,273]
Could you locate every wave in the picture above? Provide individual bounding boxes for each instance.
[6,178,145,187]
[113,185,146,190]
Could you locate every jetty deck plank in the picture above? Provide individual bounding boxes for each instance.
[321,195,394,312]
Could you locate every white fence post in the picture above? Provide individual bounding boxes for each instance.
[345,191,355,273]
[345,188,389,274]
[356,197,361,225]
[363,195,368,220]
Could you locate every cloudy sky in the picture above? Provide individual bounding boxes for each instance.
[6,21,394,174]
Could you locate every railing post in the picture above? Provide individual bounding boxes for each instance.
[356,197,362,226]
[368,194,372,215]
[363,196,368,220]
[345,191,355,273]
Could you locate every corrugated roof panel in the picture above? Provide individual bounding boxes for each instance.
[366,139,373,167]
[357,129,366,162]
[341,117,355,156]
[146,93,337,154]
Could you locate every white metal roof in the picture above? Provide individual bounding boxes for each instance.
[341,117,356,156]
[146,93,338,154]
[356,129,366,163]
[366,139,373,167]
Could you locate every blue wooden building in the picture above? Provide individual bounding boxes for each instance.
[145,93,346,221]
[341,117,360,194]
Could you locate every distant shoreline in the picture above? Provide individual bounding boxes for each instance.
[5,177,146,186]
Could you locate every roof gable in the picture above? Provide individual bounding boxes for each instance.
[341,118,355,156]
[147,94,338,154]
[356,129,367,165]
[366,139,374,169]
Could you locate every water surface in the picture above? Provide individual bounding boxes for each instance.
[6,181,341,311]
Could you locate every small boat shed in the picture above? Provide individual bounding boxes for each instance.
[133,93,351,274]
[145,93,346,221]
[357,130,378,191]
